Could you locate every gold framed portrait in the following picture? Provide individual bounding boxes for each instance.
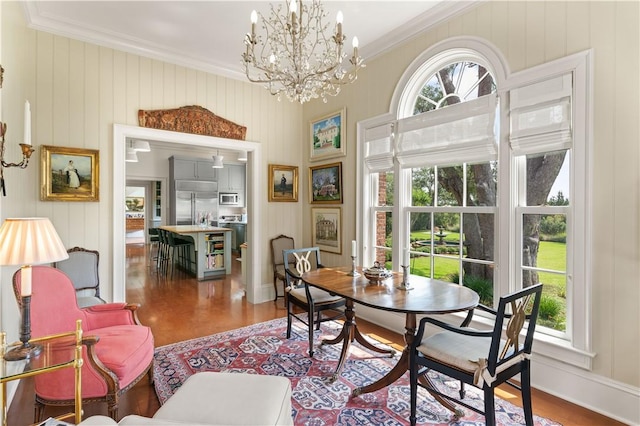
[40,145,99,202]
[268,164,298,202]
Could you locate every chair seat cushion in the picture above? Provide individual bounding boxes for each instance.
[288,286,343,305]
[92,325,154,386]
[418,330,521,386]
[275,265,285,280]
[418,330,492,375]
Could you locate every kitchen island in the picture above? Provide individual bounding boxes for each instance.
[160,225,232,280]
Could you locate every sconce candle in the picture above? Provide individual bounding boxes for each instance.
[351,240,356,258]
[24,100,31,146]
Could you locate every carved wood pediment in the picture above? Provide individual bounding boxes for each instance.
[138,105,246,140]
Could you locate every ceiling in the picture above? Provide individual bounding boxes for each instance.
[21,1,478,158]
[23,1,478,82]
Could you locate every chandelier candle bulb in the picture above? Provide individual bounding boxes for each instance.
[24,100,31,145]
[251,10,257,36]
[336,11,343,40]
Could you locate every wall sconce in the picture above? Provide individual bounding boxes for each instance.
[0,99,35,196]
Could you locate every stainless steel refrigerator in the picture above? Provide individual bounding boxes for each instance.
[171,180,219,225]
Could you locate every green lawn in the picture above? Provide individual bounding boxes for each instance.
[403,230,567,330]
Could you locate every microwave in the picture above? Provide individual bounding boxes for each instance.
[219,192,239,205]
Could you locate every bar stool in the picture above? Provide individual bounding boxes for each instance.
[166,232,193,277]
[148,228,160,267]
[156,229,170,273]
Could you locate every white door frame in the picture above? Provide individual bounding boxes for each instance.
[113,124,263,303]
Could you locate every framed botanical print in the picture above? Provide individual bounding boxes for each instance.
[40,145,99,201]
[311,206,341,254]
[309,162,343,204]
[309,108,346,161]
[268,164,298,202]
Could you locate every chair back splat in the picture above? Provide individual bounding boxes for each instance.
[282,247,345,357]
[409,283,543,426]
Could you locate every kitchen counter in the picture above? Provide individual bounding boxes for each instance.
[160,225,232,279]
[162,225,233,234]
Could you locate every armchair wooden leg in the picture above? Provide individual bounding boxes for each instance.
[273,275,278,302]
[483,388,496,426]
[409,361,418,426]
[308,307,315,357]
[521,361,534,426]
[34,401,45,423]
[107,393,119,420]
[148,363,155,385]
[286,306,293,339]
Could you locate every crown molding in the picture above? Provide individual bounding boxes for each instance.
[22,1,483,83]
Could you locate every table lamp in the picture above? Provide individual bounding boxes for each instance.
[0,217,69,360]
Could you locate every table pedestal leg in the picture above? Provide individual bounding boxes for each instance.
[321,300,394,382]
[351,313,461,417]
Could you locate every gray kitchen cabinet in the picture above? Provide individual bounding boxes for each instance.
[218,164,245,192]
[218,164,246,207]
[224,222,246,252]
[170,156,217,181]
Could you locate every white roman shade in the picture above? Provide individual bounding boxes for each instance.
[396,93,498,168]
[363,123,394,172]
[509,73,573,155]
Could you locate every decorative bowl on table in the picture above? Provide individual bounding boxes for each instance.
[363,261,392,283]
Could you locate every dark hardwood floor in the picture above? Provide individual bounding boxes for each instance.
[8,244,622,425]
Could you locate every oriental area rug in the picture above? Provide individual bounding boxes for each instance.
[153,318,560,426]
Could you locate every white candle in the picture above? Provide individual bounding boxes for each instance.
[404,248,410,266]
[21,265,32,296]
[351,240,356,258]
[24,100,31,145]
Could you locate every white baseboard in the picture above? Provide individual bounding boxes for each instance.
[353,305,640,426]
[255,282,275,304]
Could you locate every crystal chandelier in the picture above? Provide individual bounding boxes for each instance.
[242,0,364,104]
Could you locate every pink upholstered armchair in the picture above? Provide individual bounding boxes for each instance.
[13,265,154,422]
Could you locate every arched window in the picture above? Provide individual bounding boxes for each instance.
[359,39,592,368]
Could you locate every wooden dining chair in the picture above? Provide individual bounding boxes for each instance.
[270,234,294,302]
[282,247,345,357]
[409,284,543,426]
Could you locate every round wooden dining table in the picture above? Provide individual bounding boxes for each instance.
[302,266,479,411]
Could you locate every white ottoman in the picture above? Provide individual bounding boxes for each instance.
[153,372,293,425]
[79,372,293,425]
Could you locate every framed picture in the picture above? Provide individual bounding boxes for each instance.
[311,207,342,254]
[125,197,144,212]
[310,108,346,161]
[40,145,99,202]
[309,162,343,204]
[268,164,298,202]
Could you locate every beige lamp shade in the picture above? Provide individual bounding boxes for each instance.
[0,218,69,266]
